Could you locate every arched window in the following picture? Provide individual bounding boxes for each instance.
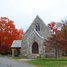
[36,24,40,31]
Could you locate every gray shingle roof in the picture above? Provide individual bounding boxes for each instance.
[11,40,22,48]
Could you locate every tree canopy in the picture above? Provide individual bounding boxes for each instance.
[45,22,67,57]
[0,17,24,54]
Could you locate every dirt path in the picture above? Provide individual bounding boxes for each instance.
[0,56,34,67]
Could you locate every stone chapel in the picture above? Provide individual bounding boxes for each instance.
[21,15,51,58]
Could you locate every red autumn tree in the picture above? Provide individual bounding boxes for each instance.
[0,17,24,54]
[45,23,67,58]
[48,22,63,33]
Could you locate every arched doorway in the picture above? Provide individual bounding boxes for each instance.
[32,42,39,54]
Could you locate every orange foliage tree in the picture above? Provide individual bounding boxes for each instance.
[0,17,24,54]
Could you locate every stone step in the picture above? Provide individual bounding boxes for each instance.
[31,54,40,58]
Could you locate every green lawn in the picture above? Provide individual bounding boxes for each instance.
[28,58,67,67]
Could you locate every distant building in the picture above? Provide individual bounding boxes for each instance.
[21,16,51,58]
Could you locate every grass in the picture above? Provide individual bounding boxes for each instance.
[28,58,67,67]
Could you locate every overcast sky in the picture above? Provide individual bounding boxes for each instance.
[0,0,67,31]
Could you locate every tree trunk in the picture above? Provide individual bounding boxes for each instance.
[55,48,59,58]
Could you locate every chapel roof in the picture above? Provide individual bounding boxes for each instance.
[11,40,22,48]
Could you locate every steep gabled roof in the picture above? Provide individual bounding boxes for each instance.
[25,15,50,34]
